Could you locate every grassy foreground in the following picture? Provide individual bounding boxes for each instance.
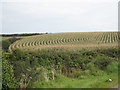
[30,73,118,88]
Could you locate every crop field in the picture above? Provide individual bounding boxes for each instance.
[9,32,119,51]
[3,32,119,88]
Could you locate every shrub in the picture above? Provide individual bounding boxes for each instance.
[2,59,17,88]
[106,61,118,73]
[2,38,20,51]
[94,55,112,70]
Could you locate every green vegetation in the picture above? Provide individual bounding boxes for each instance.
[2,47,119,88]
[1,38,21,51]
[0,36,27,41]
[31,73,118,88]
[1,32,119,89]
[2,53,17,88]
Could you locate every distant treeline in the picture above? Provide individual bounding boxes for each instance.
[0,33,48,37]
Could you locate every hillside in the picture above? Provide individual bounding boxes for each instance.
[9,32,119,51]
[2,32,119,88]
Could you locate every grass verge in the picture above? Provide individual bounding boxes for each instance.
[30,73,118,88]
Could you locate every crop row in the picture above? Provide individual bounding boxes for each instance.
[9,32,119,51]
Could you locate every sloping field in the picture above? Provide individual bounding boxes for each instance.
[9,32,119,51]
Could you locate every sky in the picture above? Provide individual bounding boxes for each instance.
[0,0,119,34]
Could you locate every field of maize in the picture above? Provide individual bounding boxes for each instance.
[9,32,119,51]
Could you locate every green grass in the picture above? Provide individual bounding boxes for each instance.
[30,73,118,88]
[0,36,28,41]
[1,37,13,41]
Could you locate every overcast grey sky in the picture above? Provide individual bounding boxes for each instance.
[0,0,119,34]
